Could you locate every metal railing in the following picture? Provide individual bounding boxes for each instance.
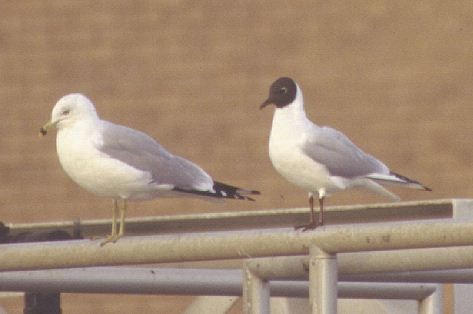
[1,198,472,314]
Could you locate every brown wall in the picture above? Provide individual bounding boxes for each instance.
[1,1,472,313]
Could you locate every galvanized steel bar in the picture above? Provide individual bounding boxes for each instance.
[342,269,473,283]
[6,199,461,238]
[339,247,473,274]
[339,282,436,300]
[246,256,308,280]
[0,267,242,295]
[247,246,473,280]
[309,246,337,314]
[2,220,473,271]
[243,265,270,314]
[0,266,440,301]
[418,284,443,314]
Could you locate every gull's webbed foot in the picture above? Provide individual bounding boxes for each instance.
[100,233,122,246]
[294,221,319,231]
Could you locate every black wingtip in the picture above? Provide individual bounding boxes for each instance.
[245,190,261,201]
[390,171,432,192]
[173,182,260,201]
[213,181,261,201]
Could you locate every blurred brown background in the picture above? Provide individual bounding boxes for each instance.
[0,1,472,313]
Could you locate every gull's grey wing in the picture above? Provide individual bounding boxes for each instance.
[301,126,390,178]
[97,121,213,191]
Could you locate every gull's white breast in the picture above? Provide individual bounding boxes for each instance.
[268,108,344,195]
[56,120,155,200]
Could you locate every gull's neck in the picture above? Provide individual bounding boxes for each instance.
[271,85,310,129]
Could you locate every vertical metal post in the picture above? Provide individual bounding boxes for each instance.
[24,292,61,314]
[243,264,270,314]
[452,199,473,314]
[419,285,443,314]
[309,245,337,314]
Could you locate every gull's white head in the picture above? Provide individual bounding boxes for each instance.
[40,93,99,135]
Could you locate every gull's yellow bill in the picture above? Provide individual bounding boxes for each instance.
[39,120,54,136]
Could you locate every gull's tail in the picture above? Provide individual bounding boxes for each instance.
[367,172,432,191]
[174,181,260,201]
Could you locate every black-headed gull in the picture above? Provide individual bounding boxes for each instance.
[260,77,430,230]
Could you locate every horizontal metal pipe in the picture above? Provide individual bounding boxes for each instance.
[2,221,473,271]
[247,246,473,280]
[339,246,473,274]
[6,199,460,238]
[0,268,242,296]
[341,269,473,283]
[0,267,437,300]
[338,282,436,300]
[246,256,309,280]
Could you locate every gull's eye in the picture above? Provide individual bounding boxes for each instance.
[280,87,288,94]
[62,109,70,116]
